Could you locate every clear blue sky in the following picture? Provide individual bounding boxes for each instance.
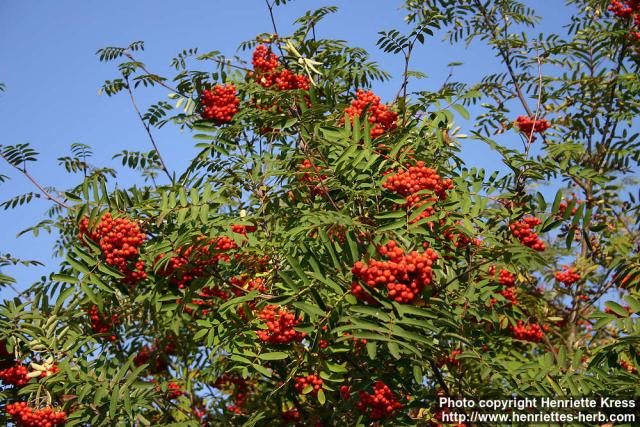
[0,0,572,298]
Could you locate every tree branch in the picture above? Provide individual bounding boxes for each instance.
[124,77,174,184]
[0,151,70,209]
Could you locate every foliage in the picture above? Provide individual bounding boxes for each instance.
[1,1,639,426]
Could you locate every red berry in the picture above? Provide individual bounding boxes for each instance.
[256,305,306,344]
[344,90,398,138]
[514,115,551,141]
[200,84,240,124]
[356,381,403,420]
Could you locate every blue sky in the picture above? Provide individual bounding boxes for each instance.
[0,0,573,297]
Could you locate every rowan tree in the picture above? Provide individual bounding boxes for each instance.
[1,0,639,426]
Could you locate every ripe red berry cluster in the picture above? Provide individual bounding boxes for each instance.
[153,380,183,399]
[251,45,310,90]
[79,213,147,284]
[383,162,454,225]
[294,374,324,396]
[6,402,67,427]
[558,194,582,216]
[214,374,249,414]
[619,359,638,373]
[252,45,279,73]
[231,224,257,235]
[200,84,240,124]
[212,236,239,262]
[273,69,311,91]
[298,159,327,195]
[514,115,551,141]
[85,305,119,341]
[0,363,30,387]
[351,240,438,304]
[133,345,169,373]
[345,90,398,138]
[555,266,581,286]
[498,269,515,287]
[356,381,403,420]
[256,305,306,344]
[230,275,267,318]
[282,408,301,423]
[230,275,267,297]
[510,321,544,342]
[497,286,518,305]
[609,0,640,16]
[609,1,640,41]
[156,236,238,288]
[509,217,546,251]
[339,385,351,400]
[436,349,462,368]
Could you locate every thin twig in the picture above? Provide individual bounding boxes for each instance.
[264,0,287,61]
[124,77,174,184]
[0,151,70,209]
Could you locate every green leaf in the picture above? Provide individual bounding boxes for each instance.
[251,363,272,377]
[452,104,470,120]
[287,255,311,286]
[366,341,377,360]
[604,301,629,318]
[51,274,79,284]
[387,342,401,359]
[258,352,289,361]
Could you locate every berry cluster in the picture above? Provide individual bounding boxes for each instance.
[182,285,231,317]
[493,268,518,305]
[6,402,67,427]
[214,374,249,414]
[383,162,454,225]
[85,305,119,341]
[251,45,310,90]
[345,90,398,138]
[252,45,279,73]
[555,266,581,286]
[282,408,301,423]
[351,240,438,304]
[0,363,30,387]
[514,115,551,141]
[79,213,147,284]
[167,382,183,399]
[230,275,267,297]
[356,381,403,420]
[509,217,546,251]
[498,269,515,287]
[340,385,351,400]
[133,345,170,373]
[294,374,324,396]
[619,359,638,373]
[273,69,311,91]
[510,321,544,342]
[441,224,480,250]
[256,305,306,344]
[156,236,238,288]
[200,84,240,124]
[298,159,327,195]
[609,1,640,41]
[558,195,582,216]
[436,349,462,368]
[231,224,257,236]
[153,380,183,400]
[230,275,267,318]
